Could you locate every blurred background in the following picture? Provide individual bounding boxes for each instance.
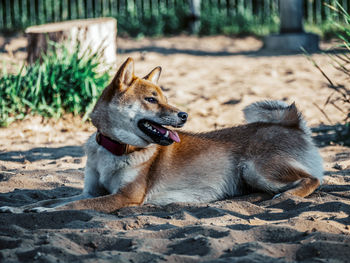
[0,0,348,38]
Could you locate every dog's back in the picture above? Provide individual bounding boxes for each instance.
[145,101,323,204]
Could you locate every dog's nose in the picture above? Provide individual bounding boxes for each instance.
[178,112,188,122]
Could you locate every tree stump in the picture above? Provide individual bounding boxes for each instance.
[25,18,117,66]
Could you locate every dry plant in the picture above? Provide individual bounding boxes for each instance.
[305,2,350,146]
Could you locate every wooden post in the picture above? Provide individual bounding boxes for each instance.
[188,0,201,34]
[263,0,319,52]
[280,0,304,33]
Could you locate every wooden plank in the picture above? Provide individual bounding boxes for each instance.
[73,0,78,19]
[102,0,106,16]
[318,0,322,23]
[133,0,138,19]
[26,0,30,25]
[246,0,252,16]
[92,0,96,17]
[1,0,5,29]
[105,0,110,16]
[149,0,153,16]
[34,0,38,24]
[324,0,330,19]
[141,0,145,18]
[18,0,23,27]
[271,0,278,18]
[100,0,104,17]
[155,0,159,16]
[111,0,117,17]
[342,0,348,14]
[67,0,71,19]
[43,0,48,23]
[59,0,63,21]
[97,0,102,17]
[332,0,339,21]
[264,0,270,22]
[38,0,44,24]
[80,0,84,18]
[83,0,87,18]
[225,0,230,16]
[306,0,313,23]
[107,0,112,16]
[5,0,10,28]
[86,0,91,18]
[10,0,16,28]
[52,0,56,22]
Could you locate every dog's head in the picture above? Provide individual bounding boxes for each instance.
[90,57,188,147]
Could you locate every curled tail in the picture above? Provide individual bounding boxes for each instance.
[243,100,310,134]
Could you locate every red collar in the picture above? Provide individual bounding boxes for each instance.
[96,131,127,156]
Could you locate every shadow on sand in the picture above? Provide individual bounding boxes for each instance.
[311,124,350,147]
[0,145,84,162]
[118,45,349,58]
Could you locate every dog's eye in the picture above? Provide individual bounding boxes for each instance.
[145,97,158,104]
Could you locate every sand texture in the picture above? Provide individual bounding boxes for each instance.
[0,36,350,263]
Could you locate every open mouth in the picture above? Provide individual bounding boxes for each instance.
[138,119,181,146]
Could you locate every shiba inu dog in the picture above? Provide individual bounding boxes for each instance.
[0,57,323,214]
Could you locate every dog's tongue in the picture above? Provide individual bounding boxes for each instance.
[168,130,180,143]
[151,123,180,143]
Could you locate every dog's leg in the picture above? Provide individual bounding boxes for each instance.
[53,177,147,213]
[277,177,320,198]
[268,165,321,198]
[0,193,91,213]
[0,166,103,213]
[242,160,320,198]
[54,193,139,213]
[22,193,92,213]
[29,166,109,213]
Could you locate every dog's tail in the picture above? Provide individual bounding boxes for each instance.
[243,100,310,134]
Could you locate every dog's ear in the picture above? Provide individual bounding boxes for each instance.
[113,57,135,91]
[143,66,162,84]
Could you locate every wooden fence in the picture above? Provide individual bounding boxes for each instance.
[0,0,349,32]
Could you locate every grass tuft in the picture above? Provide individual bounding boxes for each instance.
[0,42,110,127]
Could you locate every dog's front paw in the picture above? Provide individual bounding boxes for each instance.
[0,206,23,213]
[272,192,294,200]
[24,207,55,213]
[272,193,282,199]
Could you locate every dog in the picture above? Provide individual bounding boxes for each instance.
[0,57,323,214]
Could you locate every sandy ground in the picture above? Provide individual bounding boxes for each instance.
[0,35,350,262]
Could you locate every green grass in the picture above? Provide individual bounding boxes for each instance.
[199,7,279,37]
[0,42,110,127]
[305,19,346,40]
[117,3,189,37]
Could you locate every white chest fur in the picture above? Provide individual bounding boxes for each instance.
[96,154,140,194]
[84,133,155,195]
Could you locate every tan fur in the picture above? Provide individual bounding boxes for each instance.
[0,58,324,214]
